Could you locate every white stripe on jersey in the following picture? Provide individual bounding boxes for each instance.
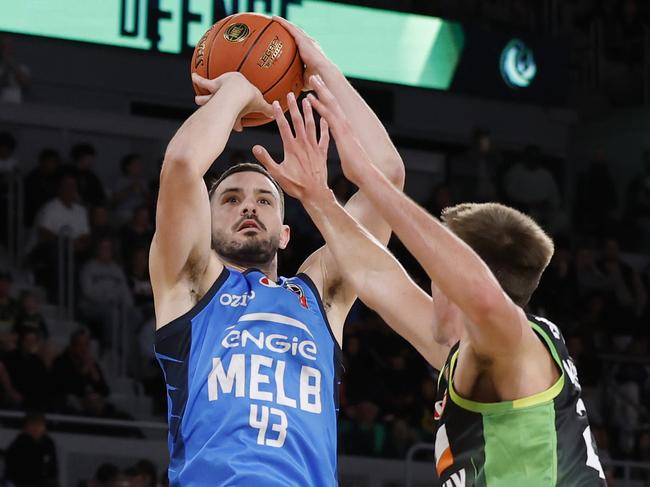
[238,313,314,338]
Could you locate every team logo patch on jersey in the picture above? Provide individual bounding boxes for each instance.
[285,282,309,309]
[259,276,280,288]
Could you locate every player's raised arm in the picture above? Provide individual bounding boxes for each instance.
[274,16,404,190]
[253,96,450,369]
[150,73,272,328]
[307,76,534,358]
[273,18,405,325]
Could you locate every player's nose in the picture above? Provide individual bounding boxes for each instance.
[240,200,257,215]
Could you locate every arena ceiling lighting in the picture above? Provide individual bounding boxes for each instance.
[0,0,465,91]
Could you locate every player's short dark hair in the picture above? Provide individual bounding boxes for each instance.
[209,163,285,218]
[441,202,554,307]
[70,143,96,162]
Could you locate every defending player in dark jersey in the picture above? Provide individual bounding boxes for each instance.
[150,20,405,486]
[256,76,607,486]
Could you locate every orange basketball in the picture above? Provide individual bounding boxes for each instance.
[191,13,304,127]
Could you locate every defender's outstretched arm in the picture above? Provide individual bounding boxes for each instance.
[307,77,530,358]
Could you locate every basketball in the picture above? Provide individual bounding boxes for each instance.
[191,13,304,127]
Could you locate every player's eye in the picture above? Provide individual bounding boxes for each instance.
[259,198,271,205]
[225,197,238,204]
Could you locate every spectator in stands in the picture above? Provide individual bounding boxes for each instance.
[13,290,49,339]
[29,173,91,302]
[112,154,150,224]
[127,246,153,319]
[638,431,650,463]
[23,149,63,227]
[416,377,436,438]
[531,240,579,328]
[575,240,611,297]
[67,143,106,207]
[36,173,91,243]
[3,330,49,409]
[120,205,153,264]
[131,459,158,487]
[0,132,18,247]
[79,391,140,435]
[0,271,18,353]
[382,352,419,420]
[49,328,109,413]
[4,412,58,487]
[89,205,117,242]
[504,145,564,233]
[609,0,648,66]
[625,149,650,251]
[598,237,647,325]
[340,334,383,406]
[577,292,610,349]
[77,463,119,487]
[448,127,501,203]
[339,401,385,457]
[79,238,135,347]
[0,361,22,408]
[573,149,619,237]
[0,131,17,174]
[0,35,30,104]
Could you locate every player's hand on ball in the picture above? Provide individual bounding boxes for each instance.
[192,72,273,131]
[306,75,372,187]
[272,16,332,92]
[252,92,330,202]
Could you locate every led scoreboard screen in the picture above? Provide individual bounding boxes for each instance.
[0,0,465,91]
[0,0,566,103]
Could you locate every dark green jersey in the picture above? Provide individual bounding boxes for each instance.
[433,314,607,487]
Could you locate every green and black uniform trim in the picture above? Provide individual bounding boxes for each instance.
[433,314,607,487]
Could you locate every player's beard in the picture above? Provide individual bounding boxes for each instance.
[212,229,280,266]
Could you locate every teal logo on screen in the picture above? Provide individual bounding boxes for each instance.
[500,39,537,88]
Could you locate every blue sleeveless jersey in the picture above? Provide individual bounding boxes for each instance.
[155,267,342,487]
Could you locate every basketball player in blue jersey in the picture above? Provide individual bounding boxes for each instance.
[149,24,405,487]
[256,77,606,486]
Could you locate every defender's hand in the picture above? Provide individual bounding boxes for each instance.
[272,16,334,91]
[192,72,273,131]
[252,92,330,202]
[306,75,372,187]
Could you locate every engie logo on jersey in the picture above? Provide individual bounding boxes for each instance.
[207,312,323,448]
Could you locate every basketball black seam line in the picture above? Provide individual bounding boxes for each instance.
[206,19,230,80]
[262,48,300,97]
[236,19,274,73]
